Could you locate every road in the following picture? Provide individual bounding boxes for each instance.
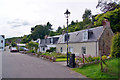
[2,47,87,78]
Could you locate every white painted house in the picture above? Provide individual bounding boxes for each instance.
[56,20,113,57]
[39,35,61,52]
[0,35,5,50]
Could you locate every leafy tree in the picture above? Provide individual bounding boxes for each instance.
[71,21,76,25]
[111,32,120,57]
[26,41,39,53]
[50,31,57,36]
[82,9,92,20]
[56,26,62,33]
[96,0,120,13]
[20,35,32,44]
[47,22,52,30]
[31,22,53,40]
[11,42,17,47]
[94,7,120,33]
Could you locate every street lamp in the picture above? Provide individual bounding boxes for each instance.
[64,9,70,66]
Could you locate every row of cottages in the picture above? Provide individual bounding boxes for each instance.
[38,35,60,52]
[0,35,5,50]
[56,20,113,57]
[36,20,113,57]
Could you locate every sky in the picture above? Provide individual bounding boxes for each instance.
[0,0,101,38]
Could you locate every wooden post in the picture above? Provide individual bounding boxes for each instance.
[82,54,84,64]
[100,50,103,72]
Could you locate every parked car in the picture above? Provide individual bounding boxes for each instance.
[10,47,19,52]
[19,47,29,51]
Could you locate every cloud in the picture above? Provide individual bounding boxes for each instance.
[7,19,31,28]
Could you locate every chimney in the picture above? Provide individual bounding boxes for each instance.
[102,19,110,29]
[62,30,66,35]
[44,35,48,39]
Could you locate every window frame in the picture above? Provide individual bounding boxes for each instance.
[82,47,86,54]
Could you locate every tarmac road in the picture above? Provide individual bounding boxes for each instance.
[2,47,88,78]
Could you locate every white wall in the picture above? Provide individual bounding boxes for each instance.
[56,41,99,57]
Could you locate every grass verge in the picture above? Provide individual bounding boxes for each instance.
[56,58,67,62]
[72,58,120,80]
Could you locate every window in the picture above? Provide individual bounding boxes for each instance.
[50,38,53,44]
[83,30,88,41]
[60,47,63,53]
[82,47,86,54]
[69,47,73,54]
[1,40,3,43]
[42,47,45,51]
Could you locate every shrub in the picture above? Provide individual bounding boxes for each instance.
[57,55,67,58]
[87,56,94,62]
[108,54,112,58]
[102,55,107,60]
[27,49,35,53]
[11,42,17,47]
[46,47,56,52]
[111,32,120,58]
[19,48,24,51]
[93,56,100,61]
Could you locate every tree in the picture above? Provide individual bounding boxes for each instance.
[47,22,52,30]
[11,42,17,47]
[71,21,76,25]
[31,22,53,40]
[50,31,57,36]
[111,32,120,57]
[82,9,92,20]
[20,35,32,44]
[26,41,38,53]
[56,26,62,33]
[94,7,120,33]
[96,0,120,13]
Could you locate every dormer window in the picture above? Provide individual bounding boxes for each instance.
[50,38,53,44]
[83,30,88,41]
[65,34,69,42]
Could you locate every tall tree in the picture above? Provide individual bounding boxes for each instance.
[56,26,62,33]
[47,22,52,30]
[82,9,92,20]
[96,0,120,13]
[31,22,53,40]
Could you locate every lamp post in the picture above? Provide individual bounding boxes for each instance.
[64,9,70,66]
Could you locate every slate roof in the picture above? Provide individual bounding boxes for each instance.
[58,26,104,43]
[40,36,60,47]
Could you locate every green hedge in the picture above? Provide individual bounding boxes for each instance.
[111,32,120,58]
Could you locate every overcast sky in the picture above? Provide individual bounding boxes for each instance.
[0,0,101,38]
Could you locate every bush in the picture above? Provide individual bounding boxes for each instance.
[37,52,42,57]
[57,54,67,58]
[19,48,24,51]
[102,55,107,60]
[27,49,35,53]
[11,42,17,47]
[46,47,56,52]
[93,56,100,61]
[87,56,94,62]
[111,32,120,58]
[76,57,83,63]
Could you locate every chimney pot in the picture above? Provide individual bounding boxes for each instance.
[102,19,110,28]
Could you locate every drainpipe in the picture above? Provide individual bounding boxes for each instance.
[96,41,97,57]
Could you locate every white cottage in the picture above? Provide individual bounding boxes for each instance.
[56,20,113,57]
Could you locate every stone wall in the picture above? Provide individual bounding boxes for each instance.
[98,27,113,56]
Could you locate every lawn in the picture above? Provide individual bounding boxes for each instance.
[73,58,120,80]
[56,58,67,62]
